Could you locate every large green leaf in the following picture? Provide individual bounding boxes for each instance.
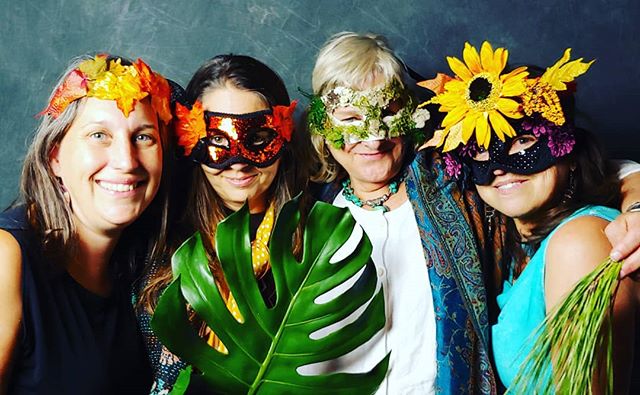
[151,197,389,394]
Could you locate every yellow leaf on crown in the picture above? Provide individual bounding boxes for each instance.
[78,55,107,79]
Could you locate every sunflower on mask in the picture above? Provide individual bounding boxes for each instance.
[419,41,529,150]
[421,42,594,152]
[420,41,594,181]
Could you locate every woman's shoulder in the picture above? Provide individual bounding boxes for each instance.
[0,228,22,267]
[546,205,616,255]
[544,206,615,308]
[0,228,22,380]
[1,206,50,269]
[540,206,619,309]
[0,205,30,232]
[0,207,26,278]
[549,214,611,249]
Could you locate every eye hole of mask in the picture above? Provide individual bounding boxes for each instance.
[471,134,539,161]
[245,128,277,150]
[209,130,230,149]
[332,107,365,123]
[507,134,538,155]
[472,146,489,161]
[381,98,404,118]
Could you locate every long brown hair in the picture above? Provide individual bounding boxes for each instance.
[20,54,172,276]
[138,54,310,311]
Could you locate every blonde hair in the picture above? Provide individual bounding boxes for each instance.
[21,55,94,257]
[312,32,405,94]
[310,32,407,183]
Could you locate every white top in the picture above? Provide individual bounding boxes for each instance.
[616,159,640,179]
[299,191,437,395]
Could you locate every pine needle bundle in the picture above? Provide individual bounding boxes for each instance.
[507,258,622,395]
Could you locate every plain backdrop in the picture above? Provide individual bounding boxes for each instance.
[1,0,638,207]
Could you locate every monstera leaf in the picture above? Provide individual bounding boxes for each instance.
[151,197,388,394]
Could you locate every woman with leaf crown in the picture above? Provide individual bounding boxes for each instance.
[136,54,389,394]
[422,41,640,393]
[0,54,174,393]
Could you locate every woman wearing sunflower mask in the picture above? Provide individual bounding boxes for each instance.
[304,32,640,394]
[420,41,640,275]
[0,54,174,394]
[422,42,639,393]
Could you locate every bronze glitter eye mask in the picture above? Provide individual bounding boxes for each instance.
[200,110,285,169]
[175,100,296,168]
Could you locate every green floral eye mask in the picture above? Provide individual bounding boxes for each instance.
[307,80,430,148]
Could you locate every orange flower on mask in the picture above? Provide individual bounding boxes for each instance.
[175,101,206,156]
[271,100,297,142]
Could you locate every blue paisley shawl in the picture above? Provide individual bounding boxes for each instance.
[318,149,500,394]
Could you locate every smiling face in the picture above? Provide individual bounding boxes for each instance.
[50,97,163,238]
[328,137,405,190]
[199,84,280,212]
[474,134,571,227]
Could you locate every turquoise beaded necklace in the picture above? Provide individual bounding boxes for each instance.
[341,171,406,213]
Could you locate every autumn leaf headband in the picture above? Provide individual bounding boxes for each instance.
[39,54,172,124]
[419,41,594,152]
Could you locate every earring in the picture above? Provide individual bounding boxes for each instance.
[562,169,576,204]
[485,204,496,237]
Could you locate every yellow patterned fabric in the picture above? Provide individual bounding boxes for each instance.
[207,202,276,353]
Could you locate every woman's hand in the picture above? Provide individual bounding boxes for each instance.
[607,211,640,279]
[609,170,640,279]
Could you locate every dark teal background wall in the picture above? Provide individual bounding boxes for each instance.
[1,0,639,207]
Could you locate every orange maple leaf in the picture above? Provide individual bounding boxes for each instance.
[135,59,172,124]
[175,101,206,156]
[37,70,87,118]
[417,73,454,95]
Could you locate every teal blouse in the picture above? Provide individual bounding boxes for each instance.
[491,205,619,391]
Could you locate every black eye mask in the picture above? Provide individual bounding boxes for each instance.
[470,135,560,185]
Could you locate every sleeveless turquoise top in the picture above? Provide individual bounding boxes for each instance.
[491,205,619,391]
